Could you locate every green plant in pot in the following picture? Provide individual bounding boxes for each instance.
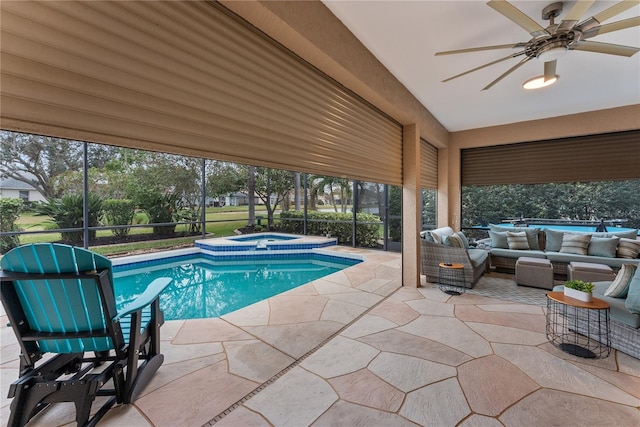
[564,280,595,293]
[563,279,594,302]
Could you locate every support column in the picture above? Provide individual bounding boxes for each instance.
[402,124,421,288]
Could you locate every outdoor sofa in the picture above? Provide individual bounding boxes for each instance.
[420,226,488,288]
[485,225,640,278]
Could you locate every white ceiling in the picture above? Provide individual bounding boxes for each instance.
[323,0,640,132]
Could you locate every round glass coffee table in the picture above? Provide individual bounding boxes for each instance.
[546,291,611,359]
[437,262,466,296]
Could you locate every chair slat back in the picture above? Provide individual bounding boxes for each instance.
[1,244,117,353]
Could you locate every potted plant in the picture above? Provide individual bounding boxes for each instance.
[563,279,595,302]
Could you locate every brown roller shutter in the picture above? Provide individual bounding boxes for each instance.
[420,139,438,189]
[462,130,640,186]
[0,1,402,184]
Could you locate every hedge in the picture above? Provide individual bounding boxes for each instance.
[278,210,381,247]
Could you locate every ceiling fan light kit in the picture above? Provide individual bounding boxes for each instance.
[436,0,640,90]
[523,75,558,90]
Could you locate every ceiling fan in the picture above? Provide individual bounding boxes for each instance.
[436,0,640,90]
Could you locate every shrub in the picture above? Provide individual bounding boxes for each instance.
[278,211,381,247]
[34,193,103,243]
[133,190,179,235]
[388,186,402,242]
[0,197,23,253]
[102,199,136,237]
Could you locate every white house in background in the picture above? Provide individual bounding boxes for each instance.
[0,178,46,203]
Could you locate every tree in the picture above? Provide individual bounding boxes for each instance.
[252,167,295,228]
[311,176,352,213]
[1,131,84,199]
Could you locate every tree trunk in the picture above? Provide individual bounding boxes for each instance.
[294,172,301,210]
[247,165,255,226]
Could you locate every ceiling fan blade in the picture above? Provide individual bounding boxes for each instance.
[487,0,548,37]
[442,53,523,83]
[558,0,596,31]
[544,60,557,82]
[482,56,532,91]
[435,43,526,56]
[573,40,640,56]
[592,0,639,23]
[582,16,640,38]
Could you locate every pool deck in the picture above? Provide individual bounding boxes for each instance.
[1,246,639,426]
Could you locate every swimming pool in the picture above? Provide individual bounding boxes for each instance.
[113,251,360,320]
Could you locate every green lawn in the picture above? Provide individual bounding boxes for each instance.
[10,207,276,257]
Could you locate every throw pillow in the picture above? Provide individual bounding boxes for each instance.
[588,236,620,258]
[617,238,640,259]
[544,229,565,252]
[559,233,591,255]
[604,264,637,298]
[506,231,530,250]
[444,234,465,248]
[488,230,509,249]
[624,266,640,314]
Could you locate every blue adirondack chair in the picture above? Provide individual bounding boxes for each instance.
[0,243,172,426]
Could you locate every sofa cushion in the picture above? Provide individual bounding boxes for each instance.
[420,231,435,242]
[617,238,640,259]
[605,264,637,298]
[456,231,470,249]
[467,248,488,268]
[545,252,640,269]
[609,229,639,240]
[560,233,591,255]
[489,230,508,249]
[506,231,530,250]
[429,226,455,244]
[625,267,640,315]
[490,248,546,259]
[587,236,619,258]
[544,229,565,252]
[490,225,540,250]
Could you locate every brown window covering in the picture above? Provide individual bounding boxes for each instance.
[461,130,640,186]
[0,1,402,184]
[420,139,438,189]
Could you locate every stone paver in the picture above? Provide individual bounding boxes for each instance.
[368,352,456,392]
[458,354,540,416]
[224,340,295,383]
[400,378,471,427]
[244,367,337,426]
[301,336,379,378]
[399,315,494,358]
[328,369,404,412]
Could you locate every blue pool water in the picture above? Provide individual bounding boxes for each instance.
[113,254,359,320]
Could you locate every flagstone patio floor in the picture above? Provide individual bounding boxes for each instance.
[1,246,638,426]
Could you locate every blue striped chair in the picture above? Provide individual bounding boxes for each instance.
[0,243,172,426]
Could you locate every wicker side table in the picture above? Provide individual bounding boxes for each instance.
[546,291,611,359]
[437,262,466,296]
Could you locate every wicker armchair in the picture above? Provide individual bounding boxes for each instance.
[420,239,487,288]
